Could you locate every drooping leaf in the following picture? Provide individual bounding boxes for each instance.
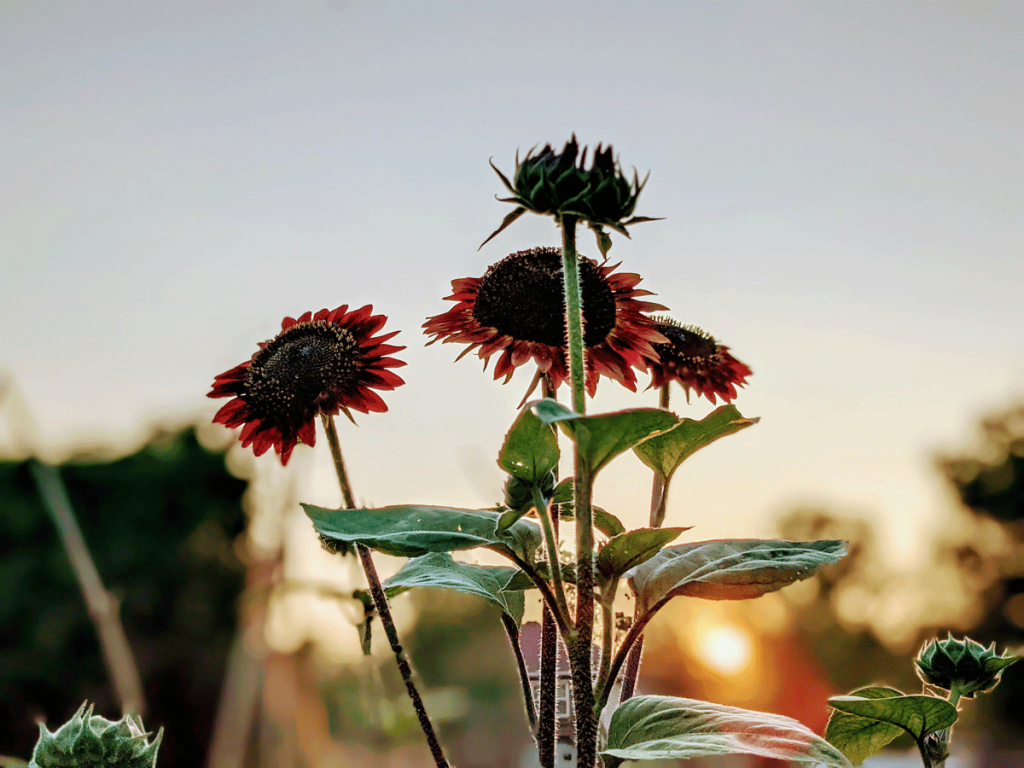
[633,405,758,482]
[498,408,559,485]
[384,553,525,624]
[824,687,908,765]
[305,504,542,562]
[597,527,690,584]
[602,695,851,767]
[828,693,958,743]
[531,400,680,476]
[628,539,847,615]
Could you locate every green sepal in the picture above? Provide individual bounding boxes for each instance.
[915,633,1019,697]
[29,703,162,768]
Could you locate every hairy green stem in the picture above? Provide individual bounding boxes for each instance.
[560,213,597,768]
[595,611,655,715]
[535,486,570,620]
[320,414,449,768]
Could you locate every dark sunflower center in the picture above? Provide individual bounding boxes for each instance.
[244,322,361,420]
[471,247,617,347]
[655,324,718,366]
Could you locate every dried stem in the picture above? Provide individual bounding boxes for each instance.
[320,414,449,768]
[30,461,146,717]
[501,614,537,736]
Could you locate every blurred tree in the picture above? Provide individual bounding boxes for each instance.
[942,404,1024,523]
[0,427,246,766]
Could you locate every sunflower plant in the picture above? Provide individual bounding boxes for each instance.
[825,635,1018,768]
[206,136,853,768]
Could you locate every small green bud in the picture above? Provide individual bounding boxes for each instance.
[503,471,555,513]
[915,634,1018,698]
[30,702,162,768]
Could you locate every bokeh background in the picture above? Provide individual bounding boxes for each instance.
[2,2,1022,766]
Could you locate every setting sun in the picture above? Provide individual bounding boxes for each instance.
[696,623,755,676]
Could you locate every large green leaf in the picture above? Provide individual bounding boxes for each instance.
[384,552,525,624]
[596,527,689,584]
[304,504,542,562]
[633,405,758,481]
[828,693,958,744]
[824,687,909,765]
[498,407,559,485]
[602,696,851,767]
[628,539,847,615]
[532,399,680,476]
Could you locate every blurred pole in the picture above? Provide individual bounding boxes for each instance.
[2,373,147,717]
[29,461,147,716]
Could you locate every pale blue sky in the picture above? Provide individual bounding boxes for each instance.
[2,1,1022,564]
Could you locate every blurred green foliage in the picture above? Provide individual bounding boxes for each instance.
[0,428,246,766]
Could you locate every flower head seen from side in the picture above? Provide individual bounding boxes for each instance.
[482,135,660,255]
[424,246,667,398]
[648,317,752,404]
[209,305,406,465]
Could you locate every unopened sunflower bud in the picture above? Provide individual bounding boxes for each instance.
[915,634,1018,698]
[504,471,555,513]
[482,135,659,253]
[30,702,162,768]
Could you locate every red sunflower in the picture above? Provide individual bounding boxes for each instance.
[423,246,667,396]
[208,305,406,465]
[648,317,751,404]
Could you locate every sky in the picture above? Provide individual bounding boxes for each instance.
[2,1,1022,568]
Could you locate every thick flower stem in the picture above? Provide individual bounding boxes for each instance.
[620,384,671,703]
[560,213,597,768]
[559,215,587,417]
[320,414,450,768]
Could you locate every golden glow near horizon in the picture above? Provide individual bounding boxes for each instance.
[695,622,755,676]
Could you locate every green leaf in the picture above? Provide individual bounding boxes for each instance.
[828,693,958,744]
[553,480,625,537]
[602,695,851,767]
[629,539,847,615]
[498,408,559,485]
[384,553,525,624]
[597,527,690,583]
[633,405,758,482]
[532,400,680,476]
[824,687,908,765]
[304,504,542,562]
